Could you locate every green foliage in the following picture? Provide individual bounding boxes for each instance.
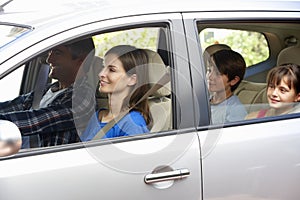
[92,27,269,67]
[201,29,269,67]
[93,28,158,57]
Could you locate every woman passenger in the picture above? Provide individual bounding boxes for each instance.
[81,45,152,141]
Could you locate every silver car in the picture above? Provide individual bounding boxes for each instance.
[1,0,300,199]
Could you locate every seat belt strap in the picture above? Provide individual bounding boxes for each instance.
[32,64,50,109]
[30,64,50,148]
[92,68,170,140]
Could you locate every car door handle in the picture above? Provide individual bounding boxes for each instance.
[144,168,190,184]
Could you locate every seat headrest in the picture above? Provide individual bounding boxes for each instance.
[144,49,171,97]
[277,44,300,66]
[203,44,231,66]
[203,44,231,56]
[89,56,107,99]
[85,56,103,88]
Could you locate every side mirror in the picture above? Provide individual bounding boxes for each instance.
[0,120,22,157]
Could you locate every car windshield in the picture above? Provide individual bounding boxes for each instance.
[0,24,31,49]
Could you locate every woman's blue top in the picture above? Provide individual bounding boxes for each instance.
[80,109,149,141]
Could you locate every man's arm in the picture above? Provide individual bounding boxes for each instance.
[0,104,74,135]
[0,83,96,136]
[0,93,33,113]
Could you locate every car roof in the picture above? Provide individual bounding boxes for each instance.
[1,0,300,27]
[0,0,299,65]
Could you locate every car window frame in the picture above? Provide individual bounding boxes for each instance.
[183,11,300,129]
[0,12,196,157]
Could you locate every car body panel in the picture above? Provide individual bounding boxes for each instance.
[0,9,202,199]
[0,132,201,200]
[1,0,300,63]
[199,117,300,200]
[186,10,300,200]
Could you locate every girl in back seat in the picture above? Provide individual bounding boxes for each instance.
[246,63,300,119]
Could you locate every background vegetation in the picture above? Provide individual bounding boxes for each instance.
[93,28,158,58]
[200,28,269,67]
[93,27,269,67]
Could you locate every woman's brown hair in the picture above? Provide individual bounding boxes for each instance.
[104,45,152,126]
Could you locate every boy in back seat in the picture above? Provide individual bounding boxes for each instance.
[205,47,247,124]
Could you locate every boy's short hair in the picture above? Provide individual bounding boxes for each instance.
[212,49,246,91]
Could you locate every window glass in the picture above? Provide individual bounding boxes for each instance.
[0,25,172,152]
[0,66,24,101]
[198,23,300,124]
[199,28,269,66]
[198,27,270,125]
[92,26,172,134]
[93,28,159,57]
[0,24,31,49]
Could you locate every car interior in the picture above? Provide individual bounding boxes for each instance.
[3,20,300,148]
[198,21,300,118]
[13,26,173,139]
[93,48,172,133]
[235,39,300,114]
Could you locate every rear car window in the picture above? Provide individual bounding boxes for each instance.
[199,28,269,67]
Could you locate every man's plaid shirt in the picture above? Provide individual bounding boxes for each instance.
[0,77,96,147]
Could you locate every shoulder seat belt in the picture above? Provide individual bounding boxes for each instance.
[92,67,170,140]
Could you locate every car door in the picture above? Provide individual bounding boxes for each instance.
[0,13,202,200]
[183,10,300,200]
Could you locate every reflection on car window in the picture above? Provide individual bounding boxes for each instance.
[0,24,31,49]
[0,66,24,101]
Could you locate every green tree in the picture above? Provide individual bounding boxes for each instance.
[93,28,158,57]
[201,29,269,67]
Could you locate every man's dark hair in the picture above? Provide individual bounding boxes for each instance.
[65,38,95,59]
[64,38,95,72]
[65,38,95,60]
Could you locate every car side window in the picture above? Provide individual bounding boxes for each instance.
[93,28,160,57]
[199,28,269,67]
[89,26,173,137]
[9,25,173,150]
[197,22,300,125]
[0,66,24,102]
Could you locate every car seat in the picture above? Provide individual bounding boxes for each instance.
[277,44,300,114]
[144,49,172,132]
[234,80,268,112]
[277,44,300,66]
[86,55,109,109]
[202,43,231,67]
